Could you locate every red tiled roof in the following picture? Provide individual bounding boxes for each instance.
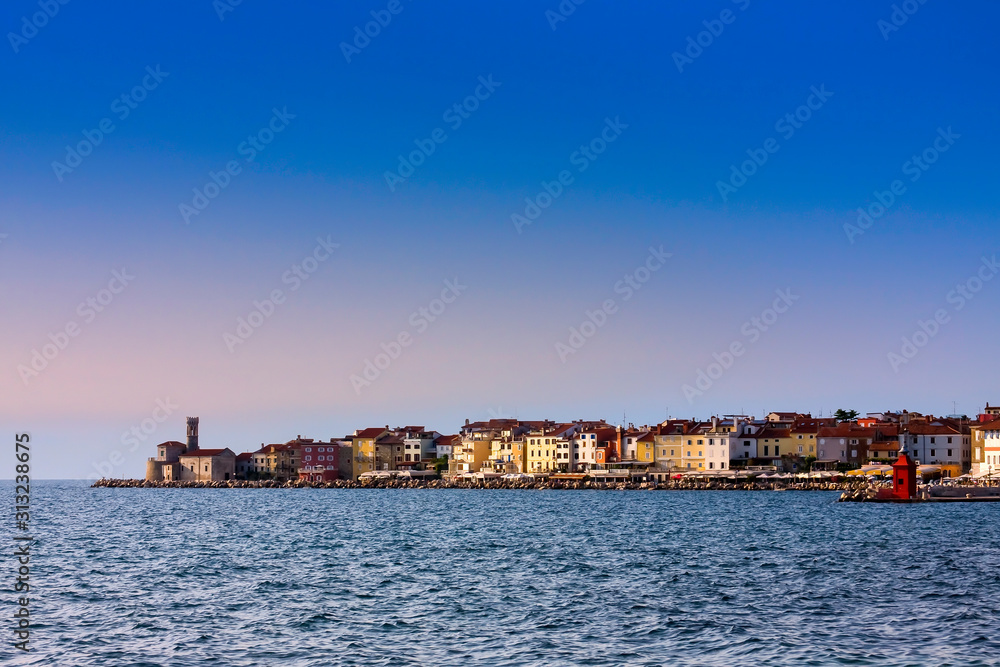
[973,418,1000,431]
[235,452,253,462]
[544,424,577,437]
[355,427,386,439]
[903,424,962,436]
[180,449,232,458]
[158,441,186,448]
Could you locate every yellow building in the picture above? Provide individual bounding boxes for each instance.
[971,417,1000,477]
[682,424,709,471]
[757,427,794,461]
[351,427,388,480]
[490,435,526,473]
[525,424,576,473]
[637,432,655,464]
[654,421,690,471]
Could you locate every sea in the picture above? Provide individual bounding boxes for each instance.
[5,480,1000,666]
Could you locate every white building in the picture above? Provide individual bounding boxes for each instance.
[899,422,970,473]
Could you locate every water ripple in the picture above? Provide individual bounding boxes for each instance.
[6,482,1000,666]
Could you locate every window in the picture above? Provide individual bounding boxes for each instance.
[670,449,675,456]
[947,437,953,444]
[930,437,936,444]
[947,449,952,457]
[764,446,769,456]
[709,462,714,469]
[798,435,803,439]
[798,446,803,453]
[697,440,703,445]
[305,448,312,452]
[930,449,936,457]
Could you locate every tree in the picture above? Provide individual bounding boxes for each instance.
[835,409,859,423]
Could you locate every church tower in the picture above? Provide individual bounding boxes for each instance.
[186,417,200,452]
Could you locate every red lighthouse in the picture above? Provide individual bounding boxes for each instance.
[892,435,918,500]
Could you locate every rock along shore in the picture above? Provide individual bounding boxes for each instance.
[93,477,857,492]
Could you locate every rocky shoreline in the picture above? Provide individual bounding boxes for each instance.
[92,477,855,492]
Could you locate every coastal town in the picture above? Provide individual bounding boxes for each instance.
[136,404,1000,486]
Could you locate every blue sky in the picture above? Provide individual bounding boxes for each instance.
[1,0,998,478]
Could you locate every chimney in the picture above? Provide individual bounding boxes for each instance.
[711,416,719,430]
[186,417,199,452]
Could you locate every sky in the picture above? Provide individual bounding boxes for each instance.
[1,0,998,479]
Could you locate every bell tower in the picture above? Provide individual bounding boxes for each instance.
[186,417,200,452]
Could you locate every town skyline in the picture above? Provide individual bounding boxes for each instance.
[63,400,996,482]
[138,404,1000,486]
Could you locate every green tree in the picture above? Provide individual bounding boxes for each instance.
[834,409,859,422]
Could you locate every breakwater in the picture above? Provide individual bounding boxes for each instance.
[92,477,853,491]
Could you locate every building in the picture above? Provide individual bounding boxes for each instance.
[351,427,389,480]
[400,427,441,469]
[576,425,621,472]
[299,439,343,482]
[816,422,899,467]
[898,418,970,476]
[175,448,236,482]
[971,417,1000,477]
[375,433,406,471]
[235,452,253,479]
[146,416,203,482]
[525,423,579,473]
[434,434,460,460]
[653,420,691,472]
